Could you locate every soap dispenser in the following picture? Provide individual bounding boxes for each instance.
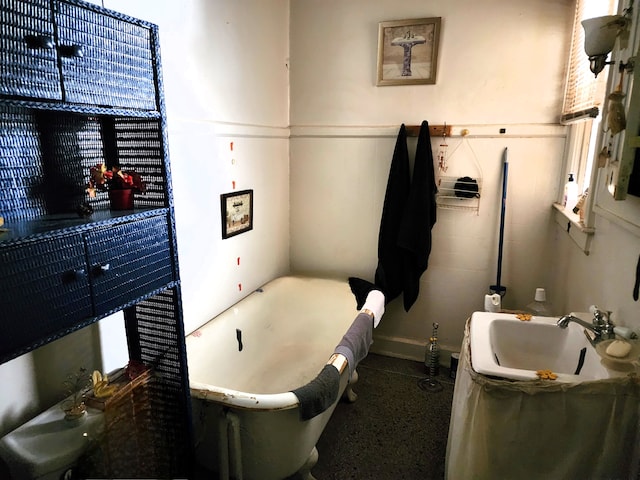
[525,288,553,316]
[563,173,578,209]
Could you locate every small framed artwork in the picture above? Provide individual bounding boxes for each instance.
[221,189,253,239]
[376,17,441,86]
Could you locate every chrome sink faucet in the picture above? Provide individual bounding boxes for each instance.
[557,306,615,345]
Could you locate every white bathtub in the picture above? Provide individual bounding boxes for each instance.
[186,275,361,480]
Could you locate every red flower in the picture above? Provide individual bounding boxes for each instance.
[87,164,146,197]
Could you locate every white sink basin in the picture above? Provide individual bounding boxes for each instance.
[469,311,625,382]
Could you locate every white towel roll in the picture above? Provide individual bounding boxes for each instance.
[363,290,385,328]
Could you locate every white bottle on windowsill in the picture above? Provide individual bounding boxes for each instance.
[563,173,578,211]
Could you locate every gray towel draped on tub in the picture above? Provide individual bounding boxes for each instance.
[292,364,341,421]
[291,312,374,421]
[334,312,374,381]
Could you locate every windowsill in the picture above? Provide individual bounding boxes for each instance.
[552,203,595,255]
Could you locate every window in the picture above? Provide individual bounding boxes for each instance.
[559,0,618,221]
[562,1,617,123]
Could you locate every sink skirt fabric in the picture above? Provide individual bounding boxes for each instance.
[445,319,640,480]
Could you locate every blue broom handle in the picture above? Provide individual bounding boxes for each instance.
[496,148,508,289]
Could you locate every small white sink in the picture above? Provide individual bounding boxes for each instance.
[469,311,623,382]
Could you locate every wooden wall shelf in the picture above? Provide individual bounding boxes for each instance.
[405,124,452,137]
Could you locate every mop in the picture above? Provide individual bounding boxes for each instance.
[490,148,509,298]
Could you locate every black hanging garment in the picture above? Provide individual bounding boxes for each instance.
[374,123,411,304]
[350,121,436,312]
[397,120,437,311]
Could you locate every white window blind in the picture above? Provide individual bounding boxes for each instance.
[561,0,618,123]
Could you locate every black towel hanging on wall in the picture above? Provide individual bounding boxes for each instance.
[397,120,437,311]
[355,120,437,312]
[374,123,411,304]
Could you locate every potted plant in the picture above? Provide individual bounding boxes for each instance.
[87,163,146,210]
[61,367,90,425]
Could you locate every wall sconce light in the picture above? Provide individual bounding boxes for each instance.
[582,13,632,77]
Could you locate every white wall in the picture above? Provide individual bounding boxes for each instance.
[107,0,291,334]
[550,216,640,330]
[289,0,574,357]
[290,0,572,126]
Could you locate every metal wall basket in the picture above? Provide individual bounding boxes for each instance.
[435,136,483,214]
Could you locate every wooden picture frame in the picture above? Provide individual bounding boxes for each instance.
[221,189,253,239]
[376,17,441,86]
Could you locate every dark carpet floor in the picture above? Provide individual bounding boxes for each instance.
[312,353,455,480]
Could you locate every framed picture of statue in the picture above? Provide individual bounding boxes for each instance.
[376,17,441,86]
[221,189,253,239]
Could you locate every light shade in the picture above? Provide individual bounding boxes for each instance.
[581,15,624,56]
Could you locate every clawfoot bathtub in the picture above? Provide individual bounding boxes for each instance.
[187,276,375,480]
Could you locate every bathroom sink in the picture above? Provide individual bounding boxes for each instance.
[469,311,623,382]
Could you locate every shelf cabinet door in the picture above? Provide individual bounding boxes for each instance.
[0,233,92,361]
[54,1,157,110]
[0,0,62,100]
[86,215,174,316]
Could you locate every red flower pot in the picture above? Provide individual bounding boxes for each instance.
[109,189,134,210]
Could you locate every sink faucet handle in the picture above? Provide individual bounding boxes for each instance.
[588,305,611,324]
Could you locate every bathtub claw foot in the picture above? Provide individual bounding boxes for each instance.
[343,368,358,403]
[293,446,318,480]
